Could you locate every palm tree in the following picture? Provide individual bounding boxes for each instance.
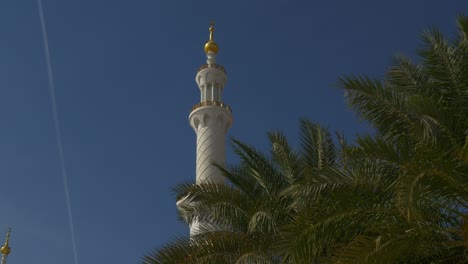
[142,120,343,264]
[277,15,468,263]
[337,14,468,262]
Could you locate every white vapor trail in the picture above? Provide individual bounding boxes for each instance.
[37,1,79,263]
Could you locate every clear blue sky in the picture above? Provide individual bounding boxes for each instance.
[0,0,465,263]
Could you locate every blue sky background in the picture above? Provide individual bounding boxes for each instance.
[0,0,466,263]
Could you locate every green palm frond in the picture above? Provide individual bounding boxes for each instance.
[192,231,278,264]
[419,27,460,93]
[454,15,468,96]
[351,135,403,163]
[232,139,288,196]
[173,182,253,229]
[462,134,468,163]
[283,167,352,210]
[268,131,302,184]
[335,131,350,170]
[142,237,192,264]
[214,163,263,199]
[276,203,400,263]
[334,223,459,264]
[299,119,336,172]
[338,76,417,143]
[388,55,434,97]
[143,232,280,264]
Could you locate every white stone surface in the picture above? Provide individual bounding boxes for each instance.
[184,50,233,236]
[189,106,232,184]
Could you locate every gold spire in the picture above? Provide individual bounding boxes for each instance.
[0,228,11,255]
[204,22,219,54]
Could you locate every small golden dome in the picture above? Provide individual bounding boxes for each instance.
[1,228,11,255]
[204,41,219,54]
[0,245,10,255]
[204,23,219,54]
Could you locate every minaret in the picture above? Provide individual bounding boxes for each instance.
[188,23,233,234]
[1,229,11,264]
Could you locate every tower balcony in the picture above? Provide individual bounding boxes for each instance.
[197,63,226,74]
[192,101,232,112]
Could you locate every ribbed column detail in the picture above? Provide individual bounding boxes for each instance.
[195,118,226,184]
[188,106,232,235]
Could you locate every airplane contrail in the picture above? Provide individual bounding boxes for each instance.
[37,1,79,263]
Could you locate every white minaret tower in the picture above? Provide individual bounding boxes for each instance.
[1,228,11,264]
[187,23,233,235]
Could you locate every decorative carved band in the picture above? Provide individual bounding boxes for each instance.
[197,63,226,74]
[192,101,232,112]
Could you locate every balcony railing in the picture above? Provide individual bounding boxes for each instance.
[192,101,232,112]
[197,63,226,74]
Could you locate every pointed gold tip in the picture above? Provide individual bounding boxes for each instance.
[1,228,11,255]
[209,22,215,41]
[204,21,219,54]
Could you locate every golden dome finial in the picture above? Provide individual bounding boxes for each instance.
[204,21,219,54]
[1,228,11,255]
